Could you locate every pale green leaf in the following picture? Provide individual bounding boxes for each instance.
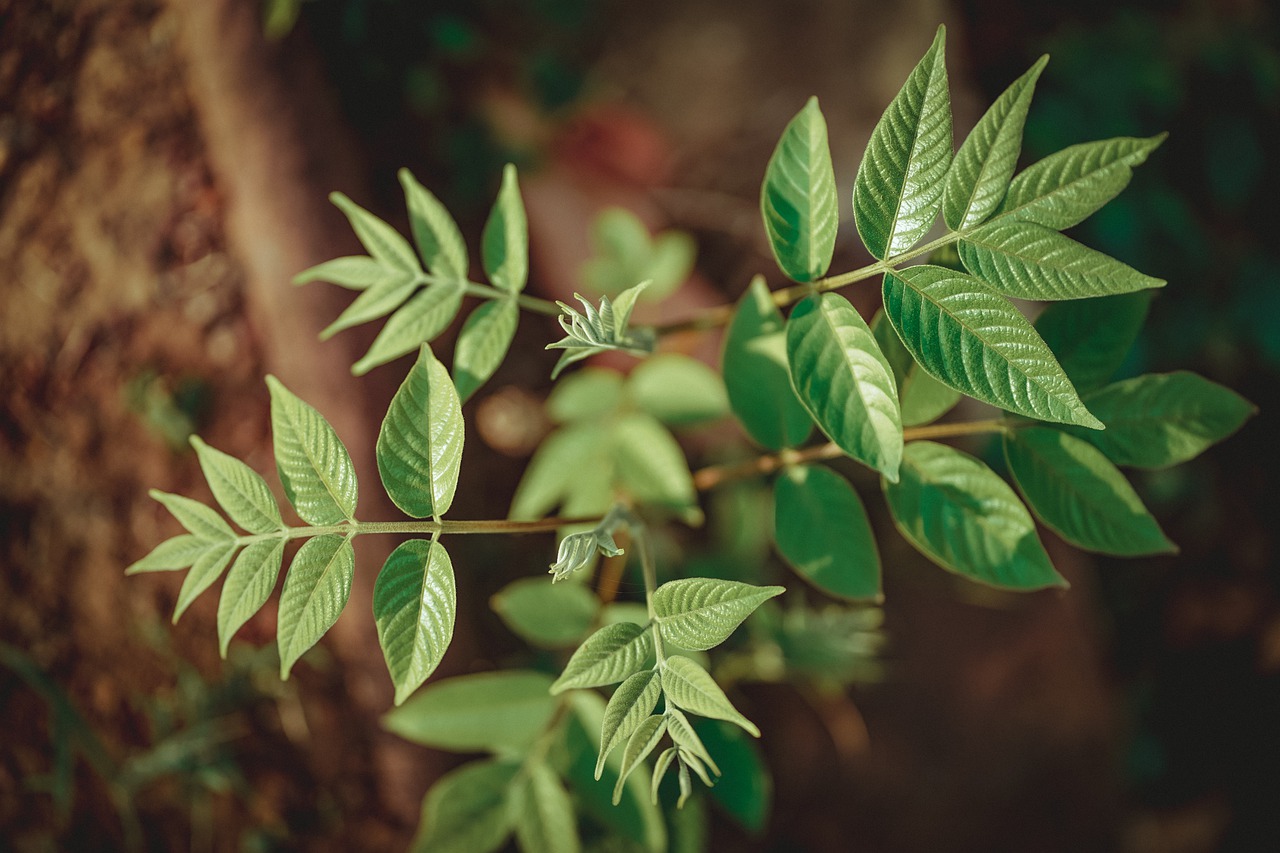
[453,299,519,403]
[693,719,771,834]
[884,441,1064,590]
[870,310,960,426]
[482,164,528,293]
[552,622,655,693]
[614,715,667,805]
[217,538,286,656]
[651,747,678,806]
[149,489,235,542]
[627,354,728,426]
[319,271,419,340]
[376,345,464,518]
[774,464,881,601]
[173,540,237,623]
[329,192,420,272]
[722,276,813,450]
[126,534,212,575]
[491,577,599,649]
[352,283,465,376]
[997,134,1165,229]
[399,168,469,281]
[786,293,902,480]
[383,670,558,754]
[410,759,519,853]
[509,422,610,520]
[266,376,358,524]
[1004,428,1176,556]
[665,709,718,777]
[652,578,783,651]
[277,534,356,677]
[942,55,1046,230]
[582,208,694,301]
[1069,372,1256,468]
[598,669,663,779]
[853,26,952,260]
[613,413,699,519]
[610,281,648,333]
[882,265,1101,428]
[190,436,283,534]
[546,368,625,423]
[374,539,457,705]
[761,96,839,282]
[514,762,580,853]
[292,256,386,290]
[958,220,1165,300]
[660,656,759,737]
[1034,292,1149,393]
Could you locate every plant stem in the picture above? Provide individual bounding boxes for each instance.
[233,514,602,547]
[636,525,666,662]
[692,418,1011,490]
[461,280,563,317]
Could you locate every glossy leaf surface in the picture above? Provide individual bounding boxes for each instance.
[761,97,838,282]
[267,376,358,524]
[774,464,881,600]
[374,539,457,705]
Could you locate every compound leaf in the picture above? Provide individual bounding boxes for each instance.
[216,538,286,656]
[491,577,599,649]
[453,299,519,404]
[190,436,283,534]
[884,441,1063,590]
[1004,428,1175,556]
[1034,292,1149,392]
[267,376,358,524]
[330,192,420,272]
[786,294,902,480]
[853,26,952,260]
[882,265,1101,428]
[353,283,465,376]
[399,168,469,281]
[773,464,881,601]
[377,345,464,519]
[514,761,580,853]
[277,534,355,677]
[384,670,558,754]
[665,709,718,777]
[374,539,457,705]
[482,164,528,293]
[652,578,783,651]
[661,656,759,737]
[552,622,655,693]
[598,669,663,779]
[761,96,839,282]
[410,759,519,853]
[509,422,610,521]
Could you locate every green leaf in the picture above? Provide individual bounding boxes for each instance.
[482,164,528,293]
[997,134,1165,230]
[149,490,235,542]
[126,534,212,575]
[761,96,839,282]
[773,465,881,601]
[614,715,667,805]
[942,55,1046,231]
[870,310,960,426]
[1004,428,1176,556]
[722,276,813,450]
[509,422,610,520]
[582,208,694,301]
[320,271,419,340]
[552,622,655,693]
[329,192,420,272]
[660,656,759,737]
[651,747,678,805]
[453,299,519,403]
[853,26,952,260]
[598,669,663,779]
[884,441,1064,590]
[692,719,771,834]
[1069,372,1256,468]
[627,354,728,426]
[399,168,469,281]
[352,283,465,376]
[1034,292,1150,392]
[216,538,286,656]
[292,256,386,290]
[613,413,699,519]
[277,534,356,677]
[882,265,1101,428]
[491,577,599,649]
[664,709,718,777]
[786,294,902,480]
[410,759,519,853]
[383,670,558,754]
[546,368,625,423]
[190,436,283,534]
[958,221,1165,300]
[266,376,358,524]
[374,539,457,705]
[173,540,238,623]
[514,762,581,853]
[652,578,783,651]
[376,345,464,519]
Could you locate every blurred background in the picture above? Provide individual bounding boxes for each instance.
[1,0,1276,850]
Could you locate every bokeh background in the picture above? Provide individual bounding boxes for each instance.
[1,0,1276,850]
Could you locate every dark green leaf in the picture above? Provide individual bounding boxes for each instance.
[491,577,598,649]
[761,96,839,282]
[853,26,952,260]
[552,622,655,693]
[884,441,1064,590]
[190,436,283,534]
[353,283,465,376]
[278,534,356,677]
[1004,428,1176,556]
[266,376,358,524]
[482,164,528,293]
[652,578,784,651]
[399,168,469,281]
[374,539,457,705]
[773,464,881,601]
[453,299,519,403]
[385,670,558,754]
[514,762,580,853]
[409,759,518,853]
[1034,292,1149,392]
[217,538,286,656]
[870,310,960,426]
[692,719,771,834]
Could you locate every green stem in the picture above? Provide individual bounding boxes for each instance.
[233,514,603,548]
[635,525,666,664]
[459,280,563,317]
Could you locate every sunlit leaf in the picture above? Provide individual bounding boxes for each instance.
[320,271,419,340]
[761,96,838,282]
[384,670,558,754]
[292,256,386,290]
[330,192,420,272]
[278,534,355,677]
[453,299,519,403]
[353,283,465,376]
[482,164,528,293]
[190,436,283,534]
[509,422,610,521]
[149,489,235,542]
[613,413,699,519]
[126,534,212,575]
[266,376,358,524]
[660,656,759,736]
[628,354,728,426]
[546,368,625,423]
[374,539,457,705]
[399,168,469,281]
[870,310,960,426]
[377,345,464,518]
[773,464,881,601]
[652,578,783,651]
[173,540,237,623]
[552,622,655,693]
[217,538,286,656]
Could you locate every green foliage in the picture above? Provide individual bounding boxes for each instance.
[653,579,784,652]
[546,283,656,379]
[384,670,558,754]
[410,759,520,853]
[773,464,881,601]
[266,376,358,524]
[492,578,599,648]
[762,97,838,282]
[1034,292,1149,392]
[374,539,457,704]
[583,208,696,301]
